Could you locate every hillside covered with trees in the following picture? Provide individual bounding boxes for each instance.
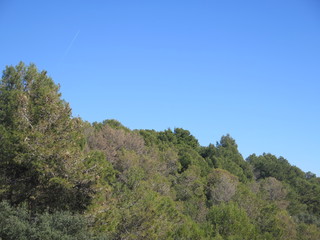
[1,62,320,239]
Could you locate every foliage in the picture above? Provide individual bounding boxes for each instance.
[0,201,97,240]
[201,135,253,182]
[247,153,320,221]
[207,202,256,239]
[206,168,238,205]
[1,62,320,239]
[0,62,98,212]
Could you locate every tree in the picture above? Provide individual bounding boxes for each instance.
[214,135,253,182]
[259,177,287,202]
[0,201,96,240]
[207,202,256,239]
[0,62,94,212]
[87,123,145,171]
[206,169,239,205]
[247,153,320,219]
[297,223,320,240]
[175,165,208,222]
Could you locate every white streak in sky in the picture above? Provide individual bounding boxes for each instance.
[60,30,80,62]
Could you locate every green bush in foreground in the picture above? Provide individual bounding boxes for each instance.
[0,201,98,240]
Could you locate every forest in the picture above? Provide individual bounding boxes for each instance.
[1,62,320,239]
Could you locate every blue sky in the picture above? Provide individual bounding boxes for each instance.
[1,0,320,175]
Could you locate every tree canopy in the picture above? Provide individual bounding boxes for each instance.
[1,62,320,239]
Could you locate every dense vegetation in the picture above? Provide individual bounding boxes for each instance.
[1,62,320,239]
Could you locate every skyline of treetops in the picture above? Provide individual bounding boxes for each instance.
[1,62,320,239]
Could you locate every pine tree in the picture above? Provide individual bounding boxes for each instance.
[0,62,92,212]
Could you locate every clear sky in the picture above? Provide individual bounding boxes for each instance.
[1,0,320,175]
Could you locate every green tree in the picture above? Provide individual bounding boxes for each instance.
[0,201,96,240]
[175,165,207,222]
[207,202,256,239]
[297,223,320,240]
[209,135,254,182]
[0,62,94,212]
[248,153,320,220]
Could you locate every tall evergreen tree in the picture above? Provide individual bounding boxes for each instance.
[0,62,91,212]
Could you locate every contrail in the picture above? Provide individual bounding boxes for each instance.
[63,30,80,58]
[58,30,80,66]
[58,30,80,67]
